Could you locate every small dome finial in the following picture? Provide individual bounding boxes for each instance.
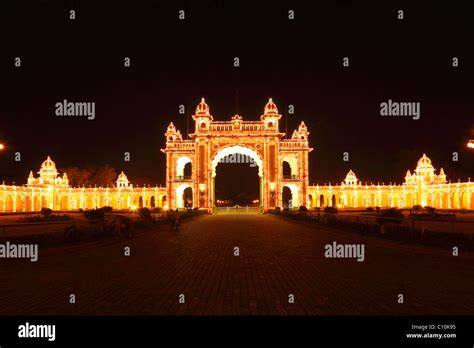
[264,97,278,115]
[41,156,57,170]
[196,97,210,115]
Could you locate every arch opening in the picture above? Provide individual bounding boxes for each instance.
[176,156,192,180]
[283,184,299,208]
[176,184,192,209]
[281,156,298,179]
[211,145,262,207]
[319,194,325,207]
[331,194,337,207]
[282,186,292,208]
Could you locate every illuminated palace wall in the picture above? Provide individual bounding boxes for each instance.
[0,157,167,212]
[0,98,473,213]
[308,155,474,210]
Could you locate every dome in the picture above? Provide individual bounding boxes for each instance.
[343,170,359,186]
[264,98,278,115]
[41,156,56,170]
[117,171,128,180]
[345,170,357,181]
[416,154,434,171]
[116,171,130,188]
[195,97,210,115]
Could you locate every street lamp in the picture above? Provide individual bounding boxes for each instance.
[0,143,5,150]
[467,140,474,149]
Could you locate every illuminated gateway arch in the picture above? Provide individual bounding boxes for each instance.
[162,98,311,211]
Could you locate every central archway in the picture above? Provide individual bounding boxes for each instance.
[211,145,263,209]
[162,98,312,211]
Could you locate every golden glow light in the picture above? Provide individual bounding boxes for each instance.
[0,143,4,150]
[131,205,137,211]
[467,140,474,149]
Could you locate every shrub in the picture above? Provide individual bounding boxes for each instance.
[375,206,381,212]
[101,206,113,213]
[83,208,105,221]
[133,208,153,230]
[298,205,308,212]
[324,206,338,214]
[366,207,375,212]
[138,207,152,221]
[425,206,436,215]
[19,214,71,222]
[40,207,53,218]
[376,208,403,224]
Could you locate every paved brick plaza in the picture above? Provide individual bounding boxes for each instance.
[1,213,474,315]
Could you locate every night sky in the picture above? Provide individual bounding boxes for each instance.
[1,1,473,196]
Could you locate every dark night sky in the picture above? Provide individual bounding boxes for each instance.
[1,1,473,194]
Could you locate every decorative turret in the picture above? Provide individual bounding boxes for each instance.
[343,170,359,186]
[27,171,35,185]
[405,154,447,185]
[116,171,131,189]
[192,98,214,132]
[261,98,281,131]
[264,98,278,115]
[26,156,69,187]
[165,122,183,142]
[415,154,434,174]
[291,121,309,141]
[38,156,59,185]
[60,172,69,186]
[438,168,446,183]
[195,97,211,117]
